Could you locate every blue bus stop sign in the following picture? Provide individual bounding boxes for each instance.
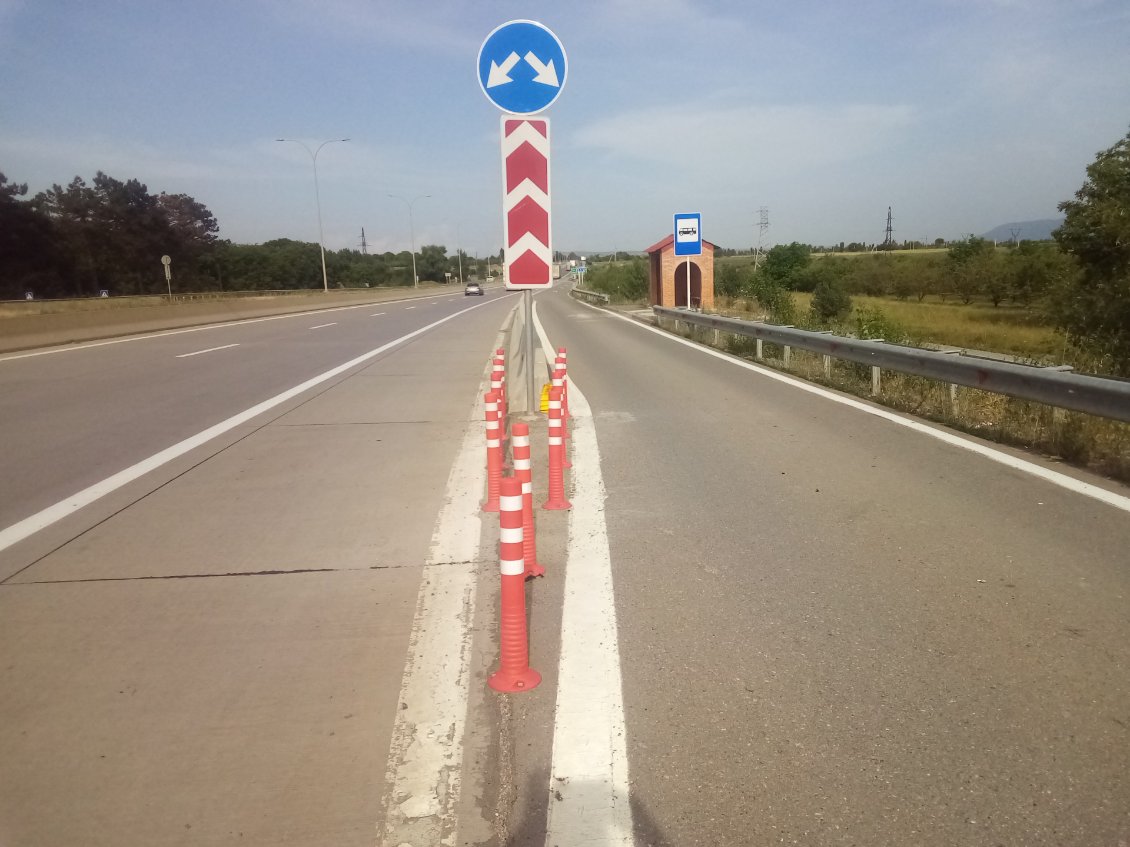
[674,213,702,257]
[478,20,567,115]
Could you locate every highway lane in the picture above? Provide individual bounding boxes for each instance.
[534,289,1130,846]
[0,286,518,845]
[0,288,515,549]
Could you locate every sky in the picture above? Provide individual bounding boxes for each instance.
[2,0,1128,258]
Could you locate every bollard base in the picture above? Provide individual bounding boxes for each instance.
[525,561,546,579]
[482,500,501,513]
[489,667,542,693]
[541,497,572,511]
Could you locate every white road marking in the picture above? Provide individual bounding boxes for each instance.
[533,303,633,846]
[378,390,486,847]
[0,301,499,555]
[0,290,484,363]
[371,312,386,317]
[309,322,337,330]
[590,302,1130,515]
[406,306,417,310]
[0,302,383,362]
[175,343,240,359]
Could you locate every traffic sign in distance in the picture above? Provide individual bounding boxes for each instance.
[501,117,552,289]
[674,213,702,257]
[478,20,567,115]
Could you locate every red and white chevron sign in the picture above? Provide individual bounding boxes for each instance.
[500,117,552,288]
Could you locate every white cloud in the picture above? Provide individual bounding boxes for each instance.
[571,102,916,180]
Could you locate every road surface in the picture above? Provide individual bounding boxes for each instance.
[2,285,1128,846]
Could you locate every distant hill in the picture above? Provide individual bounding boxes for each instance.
[980,218,1063,243]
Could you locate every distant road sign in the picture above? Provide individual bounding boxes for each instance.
[478,20,567,115]
[674,213,702,257]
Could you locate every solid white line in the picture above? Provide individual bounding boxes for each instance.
[588,303,1130,515]
[175,343,240,359]
[0,300,498,555]
[309,322,337,330]
[534,303,633,846]
[378,389,485,847]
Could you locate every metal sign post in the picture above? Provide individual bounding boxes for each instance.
[161,254,172,298]
[478,20,567,412]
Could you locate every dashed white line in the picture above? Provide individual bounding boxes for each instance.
[0,301,498,555]
[309,322,337,330]
[371,312,386,317]
[406,306,417,310]
[175,343,240,359]
[533,303,633,846]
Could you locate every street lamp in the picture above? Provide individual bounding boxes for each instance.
[388,194,430,288]
[276,137,349,292]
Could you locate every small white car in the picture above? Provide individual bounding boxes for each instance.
[465,281,483,296]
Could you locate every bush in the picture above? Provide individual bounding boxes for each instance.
[810,278,852,322]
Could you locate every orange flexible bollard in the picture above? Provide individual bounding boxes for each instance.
[542,387,571,510]
[511,422,545,578]
[482,391,503,512]
[488,477,542,693]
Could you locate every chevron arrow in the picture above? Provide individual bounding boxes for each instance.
[487,52,521,88]
[524,52,559,87]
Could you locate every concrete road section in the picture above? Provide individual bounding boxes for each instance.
[0,293,518,845]
[530,289,1130,846]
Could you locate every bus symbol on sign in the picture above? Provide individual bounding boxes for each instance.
[674,213,702,257]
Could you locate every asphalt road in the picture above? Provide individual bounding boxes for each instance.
[0,287,520,845]
[529,288,1130,846]
[2,284,1128,846]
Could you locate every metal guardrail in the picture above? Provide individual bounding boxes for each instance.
[571,288,610,305]
[653,306,1130,424]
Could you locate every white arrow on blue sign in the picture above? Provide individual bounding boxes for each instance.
[478,20,567,115]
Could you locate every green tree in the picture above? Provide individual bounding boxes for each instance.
[0,172,71,299]
[415,244,449,282]
[948,236,998,305]
[1052,126,1130,374]
[762,242,811,285]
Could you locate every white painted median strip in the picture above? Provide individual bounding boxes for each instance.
[0,301,497,555]
[176,343,240,358]
[533,303,633,846]
[378,391,485,847]
[590,303,1130,516]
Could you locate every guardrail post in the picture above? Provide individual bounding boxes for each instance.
[784,345,791,368]
[756,339,763,360]
[871,366,882,396]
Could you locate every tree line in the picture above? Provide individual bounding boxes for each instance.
[0,170,495,300]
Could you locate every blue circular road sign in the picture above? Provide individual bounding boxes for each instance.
[477,20,567,115]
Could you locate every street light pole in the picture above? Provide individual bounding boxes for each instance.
[388,194,430,288]
[276,137,349,292]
